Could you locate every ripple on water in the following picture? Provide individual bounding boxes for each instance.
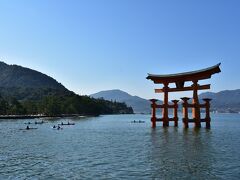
[0,114,240,179]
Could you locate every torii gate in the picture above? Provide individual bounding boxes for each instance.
[146,63,221,128]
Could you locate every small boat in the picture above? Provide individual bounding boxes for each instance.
[27,127,38,130]
[58,122,75,126]
[131,120,145,123]
[52,126,63,130]
[19,127,38,130]
[53,127,63,130]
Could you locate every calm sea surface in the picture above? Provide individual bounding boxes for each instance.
[0,114,240,179]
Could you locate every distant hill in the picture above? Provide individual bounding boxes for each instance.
[91,89,153,114]
[199,89,240,113]
[91,89,240,114]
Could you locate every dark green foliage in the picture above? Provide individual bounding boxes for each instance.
[0,96,8,114]
[0,92,133,116]
[0,96,26,115]
[0,61,67,90]
[0,87,73,101]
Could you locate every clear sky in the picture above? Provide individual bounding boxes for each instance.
[0,0,239,100]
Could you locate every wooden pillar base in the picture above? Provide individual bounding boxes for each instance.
[203,98,212,129]
[174,118,178,127]
[151,117,156,128]
[172,100,179,127]
[163,118,169,127]
[206,118,211,129]
[181,97,190,129]
[150,99,157,129]
[163,120,169,127]
[194,120,201,128]
[183,118,189,128]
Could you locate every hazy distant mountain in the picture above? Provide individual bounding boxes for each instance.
[91,89,153,114]
[91,89,240,114]
[199,89,240,113]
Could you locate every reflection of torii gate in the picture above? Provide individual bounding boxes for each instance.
[146,63,221,128]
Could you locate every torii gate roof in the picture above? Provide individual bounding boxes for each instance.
[146,63,221,84]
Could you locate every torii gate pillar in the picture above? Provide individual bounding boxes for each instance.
[192,80,201,128]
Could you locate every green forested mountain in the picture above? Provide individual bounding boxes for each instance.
[0,61,71,101]
[0,61,67,90]
[0,62,133,116]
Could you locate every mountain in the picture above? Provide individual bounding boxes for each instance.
[0,61,67,90]
[0,61,72,101]
[0,62,133,115]
[91,89,152,114]
[199,89,240,113]
[91,89,240,114]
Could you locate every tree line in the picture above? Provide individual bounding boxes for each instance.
[0,94,133,116]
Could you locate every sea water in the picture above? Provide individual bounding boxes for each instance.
[0,114,240,179]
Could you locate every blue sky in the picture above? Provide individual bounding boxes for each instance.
[0,0,239,99]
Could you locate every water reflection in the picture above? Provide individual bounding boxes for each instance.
[149,127,217,179]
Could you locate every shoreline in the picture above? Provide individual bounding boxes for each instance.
[1,112,240,120]
[0,114,89,120]
[0,113,136,120]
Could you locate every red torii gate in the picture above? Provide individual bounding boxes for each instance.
[146,63,221,128]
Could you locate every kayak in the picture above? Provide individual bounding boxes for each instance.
[131,120,145,123]
[58,123,75,126]
[19,128,38,130]
[52,126,63,130]
[52,128,63,130]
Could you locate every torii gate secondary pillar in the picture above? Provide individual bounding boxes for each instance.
[150,99,157,128]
